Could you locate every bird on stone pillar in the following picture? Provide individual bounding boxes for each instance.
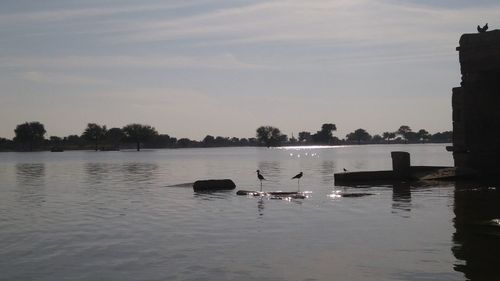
[477,23,488,33]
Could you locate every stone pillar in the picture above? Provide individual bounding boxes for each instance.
[391,151,410,179]
[453,30,500,176]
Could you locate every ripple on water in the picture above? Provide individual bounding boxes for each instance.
[0,146,488,281]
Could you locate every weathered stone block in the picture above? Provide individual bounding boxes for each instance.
[391,151,410,179]
[193,179,236,191]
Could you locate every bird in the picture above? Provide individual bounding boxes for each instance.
[343,168,348,172]
[292,172,303,190]
[292,172,303,180]
[477,23,488,33]
[256,170,265,191]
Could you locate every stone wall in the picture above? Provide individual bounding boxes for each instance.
[452,30,500,175]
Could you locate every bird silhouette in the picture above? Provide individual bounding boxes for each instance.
[292,172,303,190]
[477,23,488,33]
[292,172,303,180]
[343,168,348,172]
[256,170,265,191]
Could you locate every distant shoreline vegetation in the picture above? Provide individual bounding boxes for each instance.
[0,122,452,152]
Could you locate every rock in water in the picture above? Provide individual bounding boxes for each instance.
[193,179,236,191]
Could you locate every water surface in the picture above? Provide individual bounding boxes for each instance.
[1,145,499,281]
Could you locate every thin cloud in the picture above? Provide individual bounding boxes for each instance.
[113,0,500,46]
[1,54,267,71]
[21,71,110,85]
[0,2,204,24]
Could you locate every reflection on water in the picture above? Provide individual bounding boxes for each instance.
[258,198,265,217]
[257,161,281,176]
[319,160,335,185]
[85,162,160,186]
[122,162,159,184]
[193,190,233,201]
[392,182,412,216]
[15,163,46,207]
[452,183,500,281]
[16,163,45,187]
[4,146,500,281]
[85,163,112,185]
[257,161,281,185]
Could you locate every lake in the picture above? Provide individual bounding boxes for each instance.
[0,144,499,281]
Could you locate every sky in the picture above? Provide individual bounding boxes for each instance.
[1,0,499,140]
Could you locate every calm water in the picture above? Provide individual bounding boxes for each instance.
[0,145,499,281]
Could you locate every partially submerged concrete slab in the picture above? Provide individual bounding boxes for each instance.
[334,152,476,185]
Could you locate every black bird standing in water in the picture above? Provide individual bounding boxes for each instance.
[292,172,303,190]
[256,170,265,191]
[477,23,488,33]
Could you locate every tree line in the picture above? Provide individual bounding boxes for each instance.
[0,121,452,152]
[255,124,452,147]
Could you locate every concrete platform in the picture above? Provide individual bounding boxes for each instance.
[334,152,477,185]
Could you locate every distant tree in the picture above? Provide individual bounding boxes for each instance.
[331,136,341,145]
[430,131,452,143]
[256,126,283,147]
[14,121,46,151]
[248,138,258,146]
[151,134,176,148]
[240,138,250,146]
[298,131,311,143]
[65,135,83,147]
[49,136,62,143]
[346,128,372,144]
[177,138,192,148]
[105,127,125,149]
[49,136,63,149]
[397,125,411,135]
[404,131,420,143]
[215,136,230,146]
[397,125,412,141]
[169,137,177,146]
[417,129,430,142]
[0,137,14,151]
[122,123,158,151]
[372,134,383,143]
[312,123,337,144]
[230,137,240,146]
[202,135,215,147]
[279,134,288,143]
[382,132,396,143]
[82,123,107,151]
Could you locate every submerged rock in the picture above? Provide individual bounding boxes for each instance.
[193,179,236,191]
[341,193,374,198]
[236,190,308,199]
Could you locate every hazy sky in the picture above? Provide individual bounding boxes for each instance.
[1,0,499,140]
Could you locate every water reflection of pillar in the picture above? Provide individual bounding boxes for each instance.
[320,161,335,185]
[452,183,500,281]
[392,182,411,214]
